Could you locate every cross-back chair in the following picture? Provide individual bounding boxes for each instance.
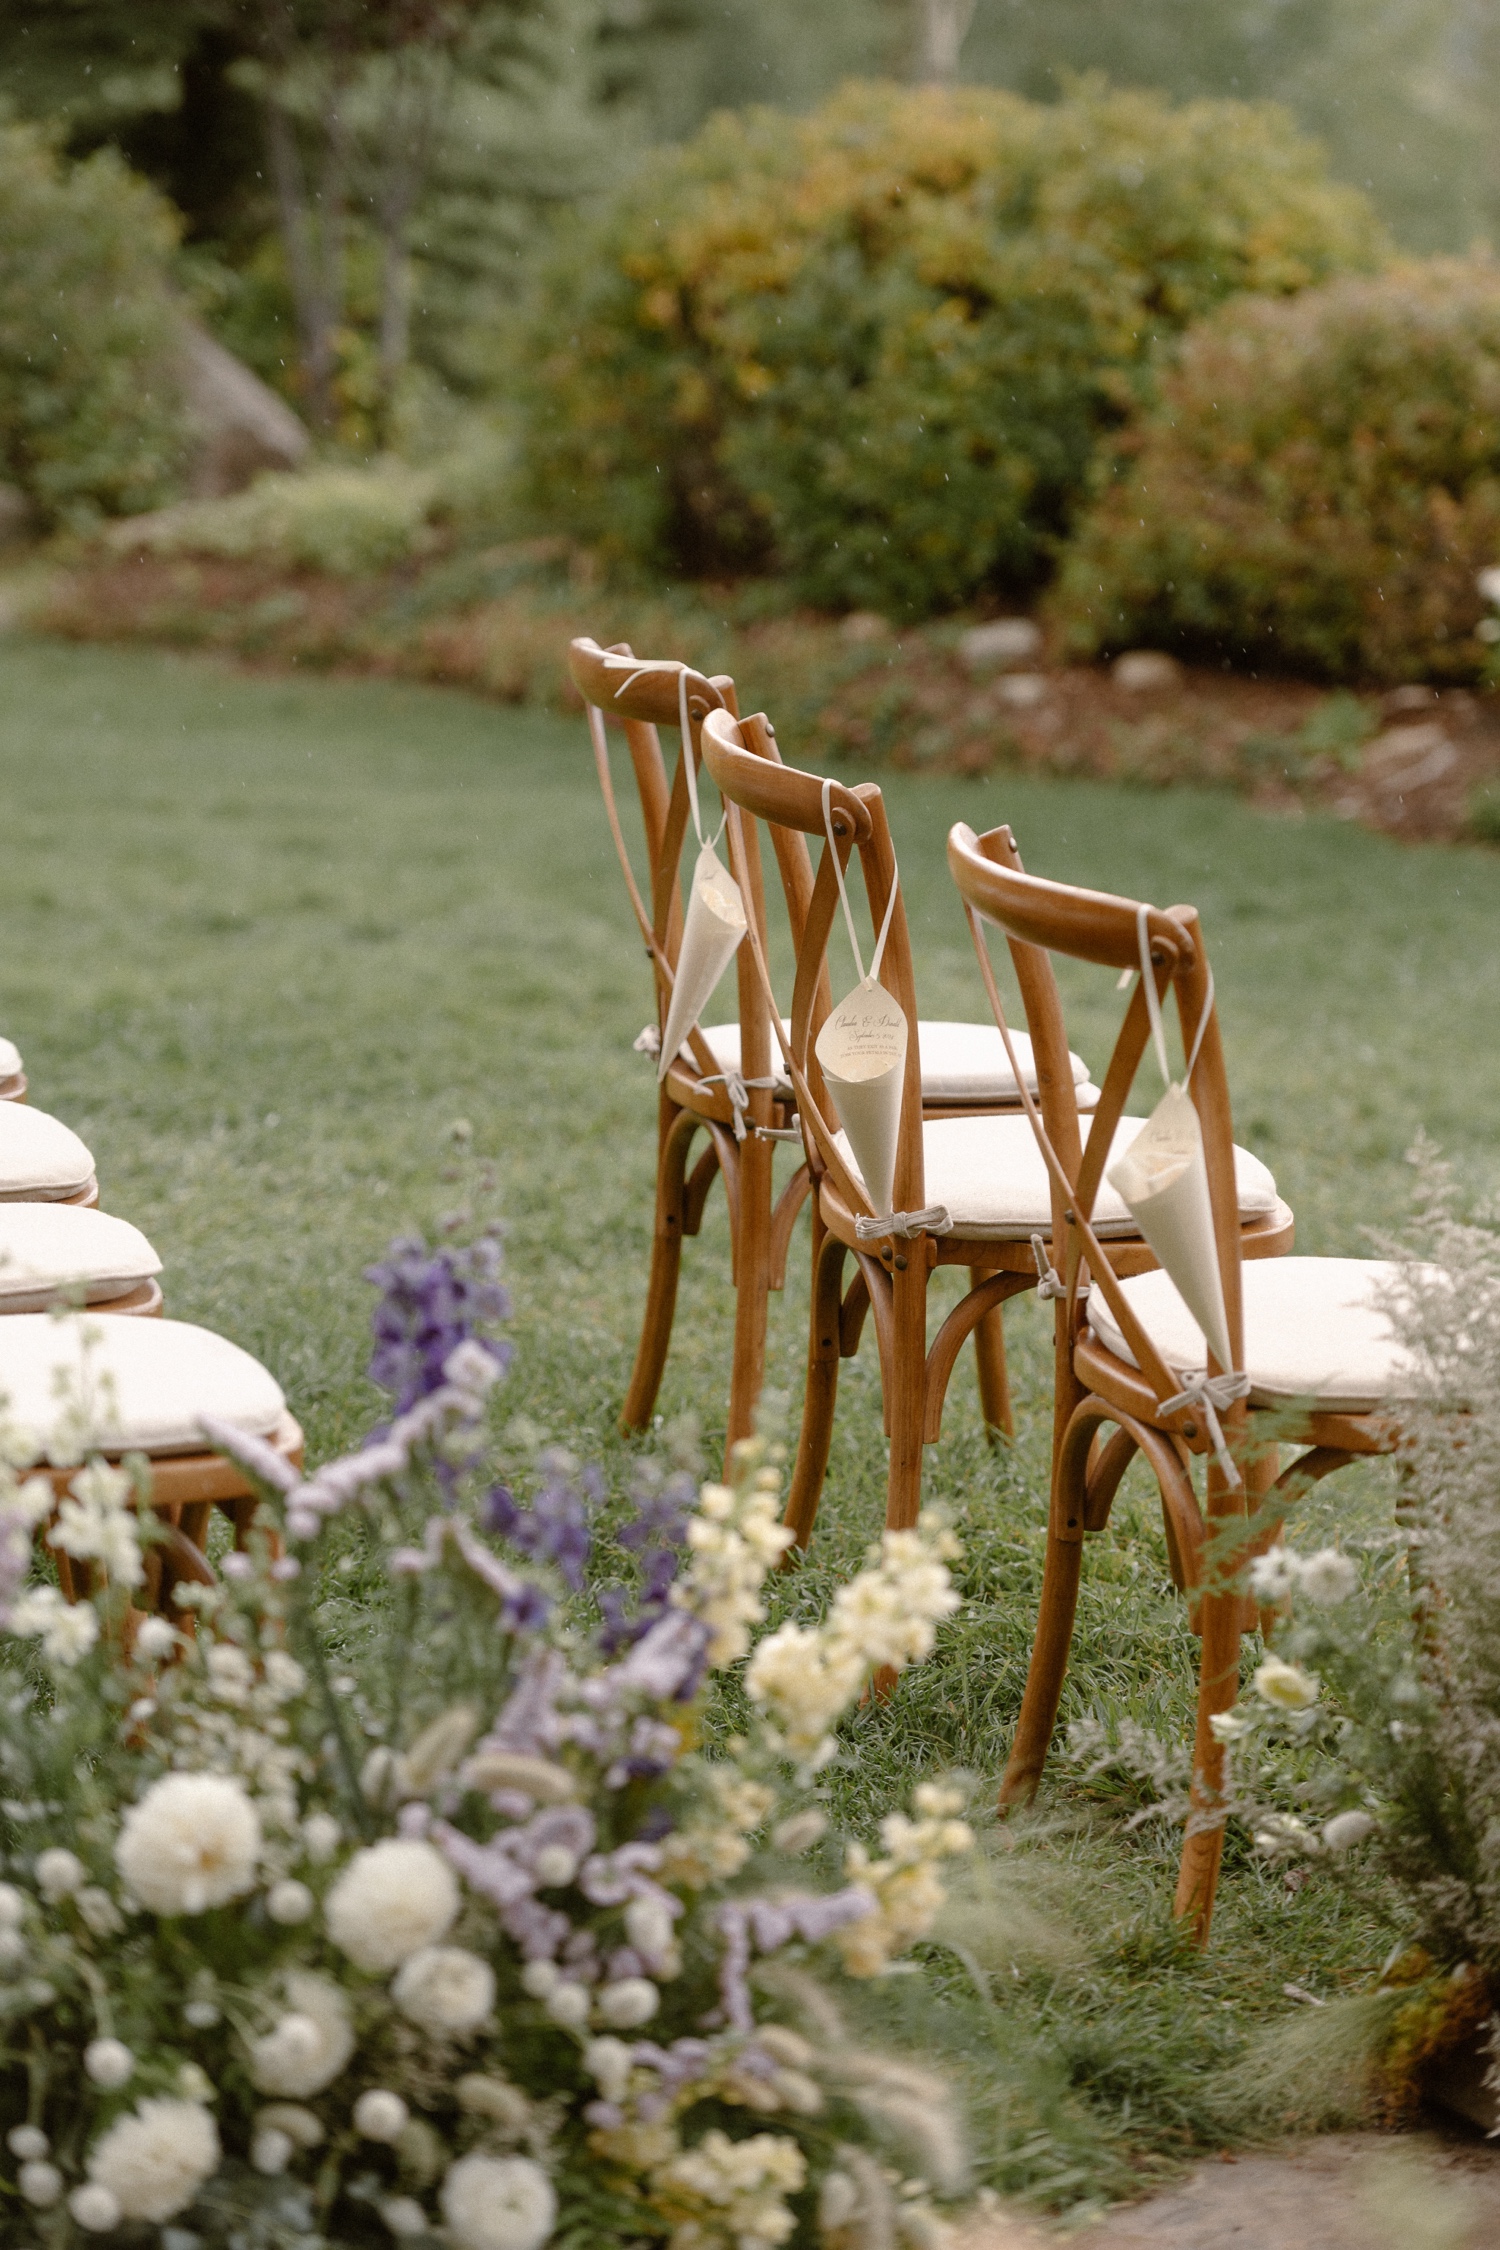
[701,714,1295,1564]
[569,637,804,1456]
[16,1311,305,1632]
[949,819,1419,1941]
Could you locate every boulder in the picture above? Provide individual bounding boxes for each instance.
[960,618,1042,670]
[1113,650,1181,692]
[175,322,310,498]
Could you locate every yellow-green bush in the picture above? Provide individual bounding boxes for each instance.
[517,79,1382,616]
[120,464,437,578]
[0,123,185,526]
[1054,259,1500,682]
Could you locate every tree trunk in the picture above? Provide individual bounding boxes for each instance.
[262,97,339,436]
[917,0,977,83]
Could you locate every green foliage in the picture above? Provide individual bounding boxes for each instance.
[125,465,439,578]
[1055,258,1500,685]
[0,121,185,526]
[1465,780,1500,846]
[516,77,1382,617]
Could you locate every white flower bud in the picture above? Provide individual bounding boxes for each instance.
[354,2090,410,2144]
[35,1848,85,1901]
[7,2126,48,2159]
[178,2062,215,2104]
[133,1616,180,1662]
[0,1884,25,1928]
[252,2127,294,2175]
[585,2037,633,2103]
[531,1846,577,1889]
[184,1999,221,2029]
[1322,1809,1376,1853]
[301,1813,342,1864]
[380,2197,431,2238]
[623,1894,674,1959]
[266,1880,315,1926]
[519,1958,559,1998]
[595,1978,659,2030]
[19,2159,62,2207]
[1252,1656,1320,1712]
[544,1981,590,2030]
[68,2183,122,2233]
[0,1931,26,1970]
[84,2038,134,2089]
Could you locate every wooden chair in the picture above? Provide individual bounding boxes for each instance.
[702,718,1297,1562]
[949,818,1414,1941]
[15,1312,303,1621]
[0,1205,163,1317]
[570,638,801,1455]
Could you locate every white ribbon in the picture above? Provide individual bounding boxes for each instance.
[633,1024,661,1057]
[612,659,725,853]
[822,777,898,986]
[1158,1368,1252,1488]
[1136,901,1214,1092]
[1030,1232,1068,1300]
[691,1068,784,1143]
[854,1206,953,1242]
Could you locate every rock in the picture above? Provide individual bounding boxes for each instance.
[840,611,890,644]
[1359,722,1460,797]
[1384,683,1438,715]
[960,618,1042,670]
[1113,650,1181,692]
[175,321,311,498]
[997,672,1048,709]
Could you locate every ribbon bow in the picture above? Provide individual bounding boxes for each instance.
[853,1206,953,1242]
[1158,1368,1252,1488]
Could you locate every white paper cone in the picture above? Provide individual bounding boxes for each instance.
[658,841,747,1080]
[1106,1083,1233,1371]
[815,976,908,1219]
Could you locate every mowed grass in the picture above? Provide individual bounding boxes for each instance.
[5,634,1499,2204]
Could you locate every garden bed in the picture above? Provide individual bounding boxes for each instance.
[19,550,1500,849]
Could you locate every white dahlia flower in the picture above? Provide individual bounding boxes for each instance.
[1252,1656,1320,1713]
[440,2153,557,2250]
[245,1973,355,2098]
[86,2098,220,2223]
[115,1772,261,1916]
[324,1837,458,1972]
[391,1944,495,2037]
[83,2038,134,2089]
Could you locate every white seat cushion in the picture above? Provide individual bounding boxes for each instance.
[691,1021,1100,1109]
[1088,1258,1422,1411]
[0,1105,94,1200]
[0,1206,161,1309]
[835,1112,1280,1240]
[0,1038,21,1079]
[0,1314,285,1457]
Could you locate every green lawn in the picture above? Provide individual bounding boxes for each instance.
[6,635,1498,2208]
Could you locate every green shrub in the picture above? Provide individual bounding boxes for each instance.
[516,78,1382,617]
[0,122,185,526]
[1466,780,1500,844]
[1054,258,1500,683]
[120,463,437,577]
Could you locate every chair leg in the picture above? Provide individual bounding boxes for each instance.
[884,1257,929,1536]
[999,1519,1086,1805]
[783,1210,845,1554]
[725,1125,774,1462]
[968,1266,1014,1440]
[621,1093,693,1434]
[1174,1456,1247,1944]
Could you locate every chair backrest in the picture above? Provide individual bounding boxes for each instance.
[701,705,924,1227]
[947,819,1244,1398]
[569,637,772,1088]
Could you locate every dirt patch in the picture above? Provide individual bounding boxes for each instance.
[959,2130,1500,2249]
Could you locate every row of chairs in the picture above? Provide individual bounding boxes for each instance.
[0,1035,301,1618]
[573,638,1414,1940]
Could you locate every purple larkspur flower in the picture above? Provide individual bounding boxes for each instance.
[484,1456,594,1592]
[597,1465,695,1653]
[365,1232,511,1414]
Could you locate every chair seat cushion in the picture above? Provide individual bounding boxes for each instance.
[835,1112,1280,1240]
[0,1037,21,1079]
[1088,1257,1422,1411]
[0,1105,95,1200]
[0,1206,162,1309]
[693,1020,1100,1108]
[0,1314,286,1457]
